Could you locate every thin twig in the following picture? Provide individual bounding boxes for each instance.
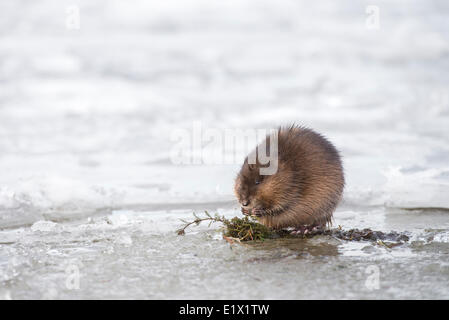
[176,212,226,235]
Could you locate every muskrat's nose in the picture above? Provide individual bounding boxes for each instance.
[242,200,250,206]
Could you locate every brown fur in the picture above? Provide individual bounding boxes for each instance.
[234,125,344,229]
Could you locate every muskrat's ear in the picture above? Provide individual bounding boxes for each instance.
[248,163,256,171]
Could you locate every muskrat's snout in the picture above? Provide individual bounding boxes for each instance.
[235,172,269,217]
[240,199,252,216]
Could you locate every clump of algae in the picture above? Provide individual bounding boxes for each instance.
[222,216,272,241]
[176,212,273,241]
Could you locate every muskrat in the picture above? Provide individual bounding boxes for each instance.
[234,125,344,231]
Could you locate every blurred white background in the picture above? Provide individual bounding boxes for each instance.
[0,0,448,227]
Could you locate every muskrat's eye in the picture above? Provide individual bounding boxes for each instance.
[255,180,260,185]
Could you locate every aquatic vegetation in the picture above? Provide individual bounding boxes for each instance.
[176,212,410,246]
[176,212,272,241]
[176,211,225,236]
[222,216,273,241]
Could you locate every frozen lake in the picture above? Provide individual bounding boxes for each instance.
[1,0,449,299]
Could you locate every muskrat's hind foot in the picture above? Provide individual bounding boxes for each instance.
[290,224,325,236]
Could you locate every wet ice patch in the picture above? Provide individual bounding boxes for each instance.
[114,233,133,246]
[339,240,414,258]
[30,220,59,232]
[340,242,377,257]
[432,231,449,243]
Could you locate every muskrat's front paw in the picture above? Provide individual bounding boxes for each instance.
[251,208,265,217]
[241,207,250,215]
[241,207,265,217]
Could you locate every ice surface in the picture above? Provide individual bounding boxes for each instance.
[1,209,449,299]
[1,0,449,299]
